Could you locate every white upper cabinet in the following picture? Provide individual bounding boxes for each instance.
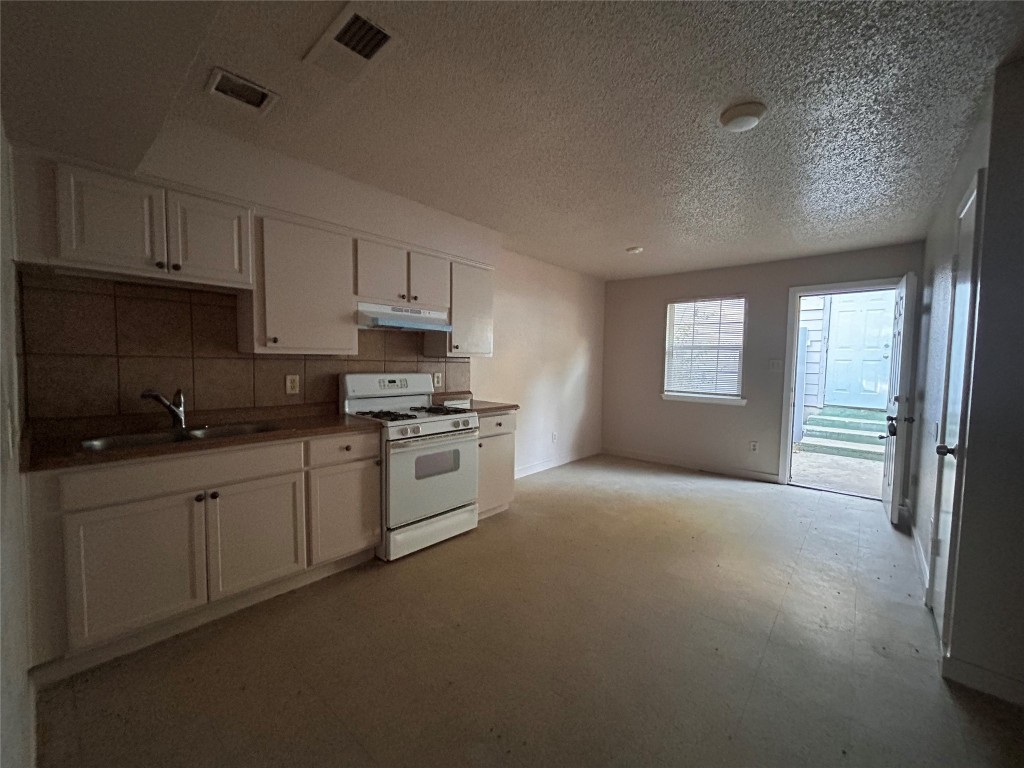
[357,240,451,310]
[356,239,407,304]
[57,165,167,276]
[166,191,252,288]
[253,216,358,354]
[451,262,494,356]
[409,251,451,309]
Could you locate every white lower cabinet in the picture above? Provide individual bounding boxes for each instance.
[478,433,516,515]
[308,458,381,564]
[63,493,207,649]
[205,473,307,601]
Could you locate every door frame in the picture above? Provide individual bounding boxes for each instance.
[778,277,906,486]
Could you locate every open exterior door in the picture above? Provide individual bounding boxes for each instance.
[881,272,917,524]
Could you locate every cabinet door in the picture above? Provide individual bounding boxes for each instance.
[261,217,357,353]
[308,459,381,564]
[409,251,451,309]
[451,262,494,356]
[206,473,307,600]
[63,493,206,649]
[57,165,167,276]
[356,239,408,303]
[167,191,252,287]
[478,432,515,514]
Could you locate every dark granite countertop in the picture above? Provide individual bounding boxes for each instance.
[24,415,381,472]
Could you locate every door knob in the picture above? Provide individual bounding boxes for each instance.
[886,415,897,422]
[936,444,957,458]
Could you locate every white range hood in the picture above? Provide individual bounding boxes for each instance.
[356,302,452,332]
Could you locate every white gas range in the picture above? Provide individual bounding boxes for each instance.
[342,373,479,561]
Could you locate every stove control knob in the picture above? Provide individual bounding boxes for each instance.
[411,425,421,435]
[400,427,410,436]
[452,420,461,428]
[461,419,470,428]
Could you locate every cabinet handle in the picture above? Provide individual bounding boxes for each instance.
[195,493,205,502]
[412,295,419,301]
[344,444,352,451]
[399,293,407,300]
[479,442,483,448]
[209,491,220,500]
[496,422,502,427]
[453,344,460,350]
[155,261,166,269]
[375,459,381,466]
[171,263,182,272]
[270,337,279,344]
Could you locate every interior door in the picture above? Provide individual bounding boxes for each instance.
[881,273,918,524]
[930,175,982,648]
[823,290,896,409]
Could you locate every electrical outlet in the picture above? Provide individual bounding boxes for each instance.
[285,374,300,395]
[552,432,558,443]
[433,372,444,388]
[749,441,759,453]
[769,359,783,372]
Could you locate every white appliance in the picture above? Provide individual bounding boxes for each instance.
[342,373,479,560]
[356,302,453,333]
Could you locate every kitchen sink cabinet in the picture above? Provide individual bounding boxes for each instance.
[477,412,515,517]
[423,261,494,357]
[166,190,253,288]
[206,472,307,600]
[57,165,168,277]
[63,493,207,649]
[240,215,358,355]
[356,239,451,311]
[308,458,381,564]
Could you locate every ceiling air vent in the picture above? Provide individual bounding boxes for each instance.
[334,14,391,60]
[205,68,279,115]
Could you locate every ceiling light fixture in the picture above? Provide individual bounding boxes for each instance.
[719,101,767,133]
[625,246,644,254]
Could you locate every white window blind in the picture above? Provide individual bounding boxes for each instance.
[664,297,746,397]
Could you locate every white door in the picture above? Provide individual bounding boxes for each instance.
[63,492,207,649]
[930,176,982,648]
[881,274,918,524]
[206,473,307,600]
[478,433,515,514]
[823,290,896,409]
[451,262,494,356]
[385,432,479,528]
[166,191,252,288]
[57,165,167,276]
[308,458,381,564]
[409,251,451,309]
[356,239,408,303]
[261,217,357,353]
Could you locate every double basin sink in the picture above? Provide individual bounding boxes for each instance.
[82,422,279,452]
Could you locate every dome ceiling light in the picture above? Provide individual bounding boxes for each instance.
[719,101,767,133]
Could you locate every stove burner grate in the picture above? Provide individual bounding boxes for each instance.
[410,405,470,415]
[357,410,417,421]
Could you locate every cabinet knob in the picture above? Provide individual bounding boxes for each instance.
[155,261,166,269]
[270,337,279,344]
[375,459,381,466]
[399,293,407,300]
[344,444,352,451]
[171,263,182,271]
[412,295,419,301]
[209,491,220,500]
[496,422,502,427]
[479,442,483,448]
[453,344,460,350]
[195,493,205,502]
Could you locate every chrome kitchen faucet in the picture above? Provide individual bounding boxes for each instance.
[141,389,187,429]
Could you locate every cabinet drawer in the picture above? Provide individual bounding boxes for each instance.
[479,412,515,437]
[307,431,380,467]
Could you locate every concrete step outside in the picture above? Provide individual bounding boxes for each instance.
[795,436,885,462]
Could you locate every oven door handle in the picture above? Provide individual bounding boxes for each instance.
[386,429,480,455]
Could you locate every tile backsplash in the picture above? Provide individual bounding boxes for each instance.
[18,267,470,439]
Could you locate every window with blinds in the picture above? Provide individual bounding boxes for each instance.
[664,297,746,398]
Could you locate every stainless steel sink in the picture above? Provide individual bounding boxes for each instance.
[81,431,192,452]
[187,422,278,440]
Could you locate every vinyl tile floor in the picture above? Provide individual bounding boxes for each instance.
[36,455,1024,767]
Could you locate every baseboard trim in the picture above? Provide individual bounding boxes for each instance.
[29,549,374,686]
[603,447,781,484]
[913,527,931,594]
[514,450,599,479]
[942,655,1024,706]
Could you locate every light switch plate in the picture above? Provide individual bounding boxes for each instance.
[285,374,300,395]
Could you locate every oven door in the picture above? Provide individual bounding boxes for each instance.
[385,430,479,529]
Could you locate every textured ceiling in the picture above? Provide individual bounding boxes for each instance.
[3,2,1024,279]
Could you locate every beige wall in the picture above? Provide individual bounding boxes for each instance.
[603,243,923,479]
[135,120,605,475]
[945,59,1024,699]
[1,129,33,767]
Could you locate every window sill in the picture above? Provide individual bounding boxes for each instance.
[662,393,747,406]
